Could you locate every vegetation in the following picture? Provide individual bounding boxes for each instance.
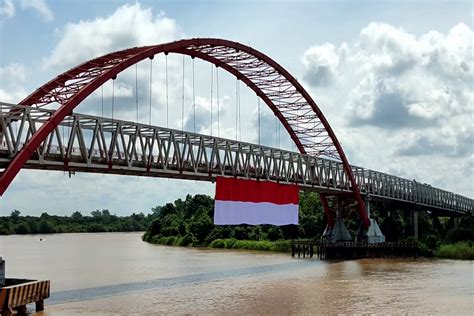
[209,239,291,252]
[0,209,150,235]
[143,193,473,260]
[3,192,472,260]
[435,242,474,260]
[142,193,324,248]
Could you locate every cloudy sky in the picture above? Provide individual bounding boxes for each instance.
[0,0,472,216]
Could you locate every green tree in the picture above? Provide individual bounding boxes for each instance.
[15,222,30,234]
[71,211,83,221]
[10,210,21,220]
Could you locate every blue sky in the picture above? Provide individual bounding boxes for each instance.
[0,0,473,216]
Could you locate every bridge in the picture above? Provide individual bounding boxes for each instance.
[0,38,472,237]
[1,102,472,218]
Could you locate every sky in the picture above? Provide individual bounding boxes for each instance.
[0,0,473,216]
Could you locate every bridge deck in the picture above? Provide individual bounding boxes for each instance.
[1,103,472,215]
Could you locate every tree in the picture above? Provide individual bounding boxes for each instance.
[188,214,213,243]
[91,210,102,218]
[71,211,83,221]
[10,210,21,219]
[39,220,56,234]
[15,223,30,234]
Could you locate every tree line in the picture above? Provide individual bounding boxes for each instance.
[142,193,473,256]
[0,209,150,235]
[2,192,472,258]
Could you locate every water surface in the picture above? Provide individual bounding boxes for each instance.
[1,233,472,315]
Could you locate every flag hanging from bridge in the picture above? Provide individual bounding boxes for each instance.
[214,177,299,225]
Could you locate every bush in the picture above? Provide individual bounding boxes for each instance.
[418,242,434,257]
[177,234,193,247]
[209,238,289,252]
[224,238,238,249]
[422,234,440,251]
[149,235,161,244]
[272,240,291,252]
[165,236,177,245]
[209,239,226,248]
[435,242,474,260]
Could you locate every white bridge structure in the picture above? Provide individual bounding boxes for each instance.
[1,102,472,216]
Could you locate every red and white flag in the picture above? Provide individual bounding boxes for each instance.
[214,177,299,225]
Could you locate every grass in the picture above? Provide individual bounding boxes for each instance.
[208,238,290,252]
[146,235,474,259]
[147,235,291,253]
[434,242,474,260]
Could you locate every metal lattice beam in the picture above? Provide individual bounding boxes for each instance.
[0,39,373,227]
[1,103,472,215]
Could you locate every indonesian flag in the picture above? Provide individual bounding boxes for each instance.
[214,177,299,225]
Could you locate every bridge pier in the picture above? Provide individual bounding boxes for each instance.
[453,216,460,229]
[356,195,385,243]
[412,210,419,240]
[321,198,352,243]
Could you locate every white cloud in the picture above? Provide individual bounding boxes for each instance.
[0,63,29,103]
[20,0,53,21]
[302,43,345,86]
[302,22,474,197]
[43,3,182,71]
[0,0,15,19]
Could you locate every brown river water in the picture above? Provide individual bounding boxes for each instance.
[1,232,472,315]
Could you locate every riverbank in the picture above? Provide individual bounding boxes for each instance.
[144,235,290,252]
[145,236,474,260]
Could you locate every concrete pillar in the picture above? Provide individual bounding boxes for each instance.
[453,217,460,229]
[413,210,419,240]
[0,257,4,287]
[356,195,385,243]
[321,197,352,243]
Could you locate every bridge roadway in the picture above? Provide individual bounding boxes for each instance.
[1,102,473,215]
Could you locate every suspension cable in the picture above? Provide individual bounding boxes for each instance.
[182,55,185,132]
[235,79,238,140]
[62,107,65,150]
[238,80,241,141]
[192,58,196,133]
[210,64,213,136]
[135,63,139,123]
[276,85,281,148]
[257,95,261,145]
[149,56,153,126]
[112,79,115,122]
[101,85,104,117]
[216,67,220,137]
[110,78,115,162]
[294,92,299,152]
[274,115,278,148]
[278,106,281,149]
[165,53,169,128]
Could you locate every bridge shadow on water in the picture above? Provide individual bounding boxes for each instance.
[46,260,318,305]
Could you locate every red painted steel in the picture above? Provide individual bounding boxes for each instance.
[0,38,369,228]
[320,194,335,227]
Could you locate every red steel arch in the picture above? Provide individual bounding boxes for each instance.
[0,38,369,227]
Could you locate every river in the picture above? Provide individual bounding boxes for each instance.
[1,232,472,315]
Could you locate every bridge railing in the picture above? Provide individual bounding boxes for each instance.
[1,102,472,214]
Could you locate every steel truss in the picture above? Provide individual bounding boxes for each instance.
[0,38,371,227]
[1,103,472,215]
